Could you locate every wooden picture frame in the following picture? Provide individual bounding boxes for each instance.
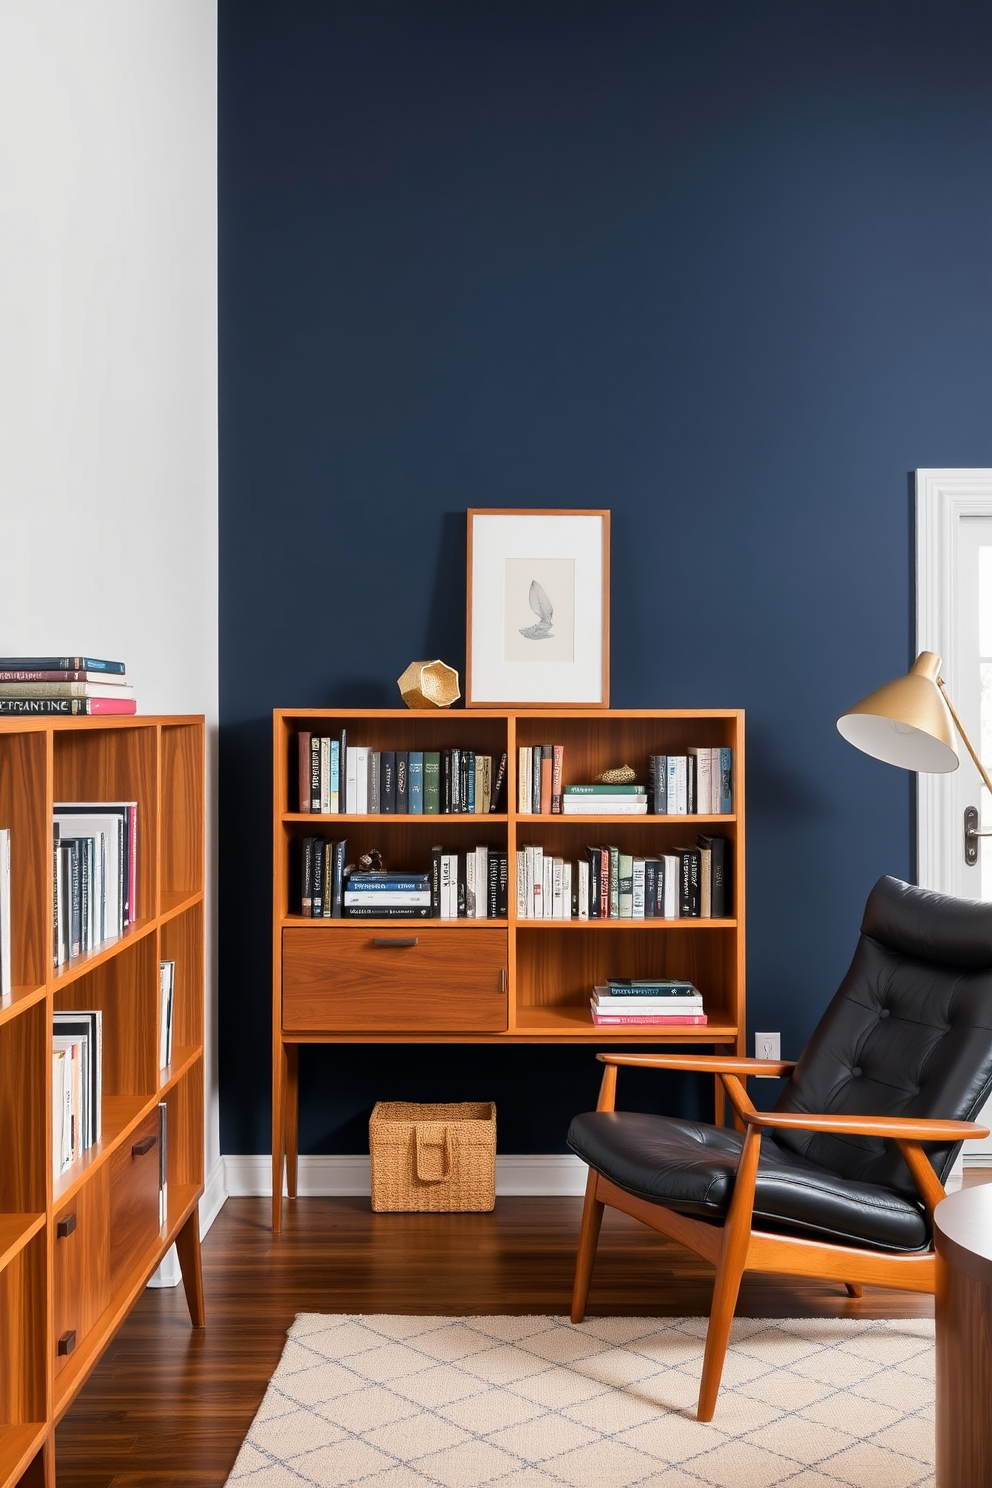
[466,509,610,708]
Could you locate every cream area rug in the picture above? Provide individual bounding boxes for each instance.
[226,1313,935,1488]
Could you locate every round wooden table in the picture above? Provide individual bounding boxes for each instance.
[934,1182,992,1487]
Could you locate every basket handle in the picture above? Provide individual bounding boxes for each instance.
[414,1124,453,1182]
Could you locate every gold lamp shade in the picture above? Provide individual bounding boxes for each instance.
[836,651,959,774]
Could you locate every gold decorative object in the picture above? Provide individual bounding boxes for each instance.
[397,659,461,709]
[595,764,637,784]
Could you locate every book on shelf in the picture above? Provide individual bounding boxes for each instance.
[589,1005,708,1026]
[158,1101,168,1225]
[0,828,9,999]
[490,750,508,813]
[395,752,409,813]
[408,751,424,814]
[0,696,137,715]
[423,752,441,814]
[0,655,125,673]
[160,960,175,1068]
[0,680,135,700]
[0,668,127,684]
[697,833,728,917]
[562,785,648,814]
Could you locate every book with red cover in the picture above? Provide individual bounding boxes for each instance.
[0,697,136,715]
[551,744,564,814]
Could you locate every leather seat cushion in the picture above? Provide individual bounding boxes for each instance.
[567,1109,930,1253]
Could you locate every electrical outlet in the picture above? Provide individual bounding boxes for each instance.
[755,1031,780,1065]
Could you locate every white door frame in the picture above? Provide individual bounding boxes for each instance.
[916,469,992,894]
[916,468,992,1172]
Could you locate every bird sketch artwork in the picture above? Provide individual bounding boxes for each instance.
[519,580,555,641]
[503,557,575,664]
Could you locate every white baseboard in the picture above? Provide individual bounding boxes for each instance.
[223,1153,589,1198]
[147,1156,229,1288]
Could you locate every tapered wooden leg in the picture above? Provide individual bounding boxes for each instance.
[285,1043,299,1199]
[176,1207,205,1328]
[697,1124,762,1421]
[272,1040,287,1232]
[571,1170,605,1323]
[845,1283,863,1298]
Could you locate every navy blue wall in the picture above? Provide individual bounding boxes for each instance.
[219,1,992,1155]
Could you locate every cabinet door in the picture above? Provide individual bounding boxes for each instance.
[53,1166,110,1373]
[283,928,508,1032]
[109,1109,163,1290]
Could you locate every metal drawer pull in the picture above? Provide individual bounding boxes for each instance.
[58,1330,76,1357]
[132,1134,158,1157]
[56,1213,77,1239]
[372,937,419,948]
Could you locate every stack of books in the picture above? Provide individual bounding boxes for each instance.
[590,979,707,1027]
[0,656,135,716]
[561,783,647,815]
[344,871,432,918]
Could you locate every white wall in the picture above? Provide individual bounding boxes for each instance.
[0,2,221,1233]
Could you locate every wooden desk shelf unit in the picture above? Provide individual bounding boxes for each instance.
[0,716,205,1488]
[272,707,745,1232]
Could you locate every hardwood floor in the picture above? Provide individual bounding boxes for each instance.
[51,1188,962,1487]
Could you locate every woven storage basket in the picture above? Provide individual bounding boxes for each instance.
[369,1101,496,1212]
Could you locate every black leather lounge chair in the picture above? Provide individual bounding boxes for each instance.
[567,876,992,1419]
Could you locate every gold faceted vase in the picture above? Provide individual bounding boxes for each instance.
[397,659,461,709]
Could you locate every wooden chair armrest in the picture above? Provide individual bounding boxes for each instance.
[596,1052,795,1077]
[740,1110,990,1142]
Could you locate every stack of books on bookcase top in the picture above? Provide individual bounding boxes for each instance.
[517,837,729,920]
[297,731,508,815]
[591,980,707,1027]
[52,1009,102,1177]
[297,837,509,919]
[53,801,137,965]
[0,655,136,715]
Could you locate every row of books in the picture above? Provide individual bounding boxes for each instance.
[517,835,729,920]
[53,802,138,966]
[297,732,509,816]
[650,750,733,815]
[52,961,174,1181]
[590,979,707,1027]
[0,828,10,999]
[52,1008,102,1176]
[0,655,136,716]
[298,840,511,919]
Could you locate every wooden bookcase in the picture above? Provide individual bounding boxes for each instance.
[0,716,205,1488]
[272,707,745,1232]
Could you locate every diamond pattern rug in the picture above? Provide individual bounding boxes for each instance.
[226,1313,935,1488]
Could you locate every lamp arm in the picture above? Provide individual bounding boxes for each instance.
[937,679,992,798]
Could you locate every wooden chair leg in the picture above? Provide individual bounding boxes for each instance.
[571,1170,605,1323]
[175,1206,205,1328]
[697,1124,762,1421]
[845,1283,863,1298]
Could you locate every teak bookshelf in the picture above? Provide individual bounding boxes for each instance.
[272,708,745,1232]
[0,715,205,1488]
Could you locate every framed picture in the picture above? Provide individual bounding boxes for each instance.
[466,509,610,708]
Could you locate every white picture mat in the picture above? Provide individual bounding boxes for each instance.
[470,513,605,704]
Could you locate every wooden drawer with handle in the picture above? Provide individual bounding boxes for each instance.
[109,1108,163,1290]
[283,927,508,1032]
[53,1166,110,1373]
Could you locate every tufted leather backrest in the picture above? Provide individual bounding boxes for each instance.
[773,876,992,1197]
